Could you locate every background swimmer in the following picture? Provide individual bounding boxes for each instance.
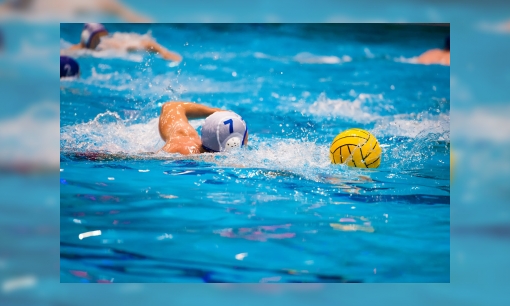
[417,35,450,66]
[64,23,182,62]
[158,102,248,155]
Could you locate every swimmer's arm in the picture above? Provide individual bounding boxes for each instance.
[63,44,84,53]
[144,41,182,62]
[159,102,222,145]
[162,102,222,120]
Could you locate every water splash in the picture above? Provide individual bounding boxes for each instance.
[292,92,387,123]
[393,56,419,64]
[60,112,162,153]
[60,104,449,180]
[372,112,449,141]
[293,52,352,64]
[254,52,352,65]
[60,112,357,182]
[386,131,450,172]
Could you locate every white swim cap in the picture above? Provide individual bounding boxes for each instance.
[201,111,248,152]
[81,23,107,49]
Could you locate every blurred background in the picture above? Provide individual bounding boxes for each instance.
[1,0,510,304]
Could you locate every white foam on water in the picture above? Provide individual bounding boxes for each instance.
[372,112,450,141]
[88,68,133,83]
[254,52,352,65]
[288,93,448,142]
[292,93,387,123]
[60,110,209,154]
[192,51,246,61]
[253,52,283,61]
[60,112,162,153]
[210,138,349,182]
[393,56,420,64]
[364,48,375,58]
[368,112,450,171]
[293,52,352,64]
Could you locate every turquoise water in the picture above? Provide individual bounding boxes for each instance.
[60,24,450,283]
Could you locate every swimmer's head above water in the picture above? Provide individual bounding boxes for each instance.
[80,23,108,49]
[201,111,248,152]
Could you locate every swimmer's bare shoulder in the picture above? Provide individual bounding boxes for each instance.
[417,49,450,66]
[417,49,441,64]
[158,101,222,155]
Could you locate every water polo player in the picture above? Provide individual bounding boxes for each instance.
[64,23,182,62]
[158,102,248,155]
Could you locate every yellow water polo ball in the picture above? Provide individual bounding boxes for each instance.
[329,128,381,168]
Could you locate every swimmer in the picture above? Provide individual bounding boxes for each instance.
[0,0,151,22]
[158,102,248,155]
[64,23,182,62]
[60,56,80,78]
[417,35,450,66]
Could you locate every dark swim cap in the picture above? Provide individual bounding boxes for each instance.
[60,56,80,78]
[444,35,450,51]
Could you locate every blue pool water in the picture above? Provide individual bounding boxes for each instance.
[60,24,450,283]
